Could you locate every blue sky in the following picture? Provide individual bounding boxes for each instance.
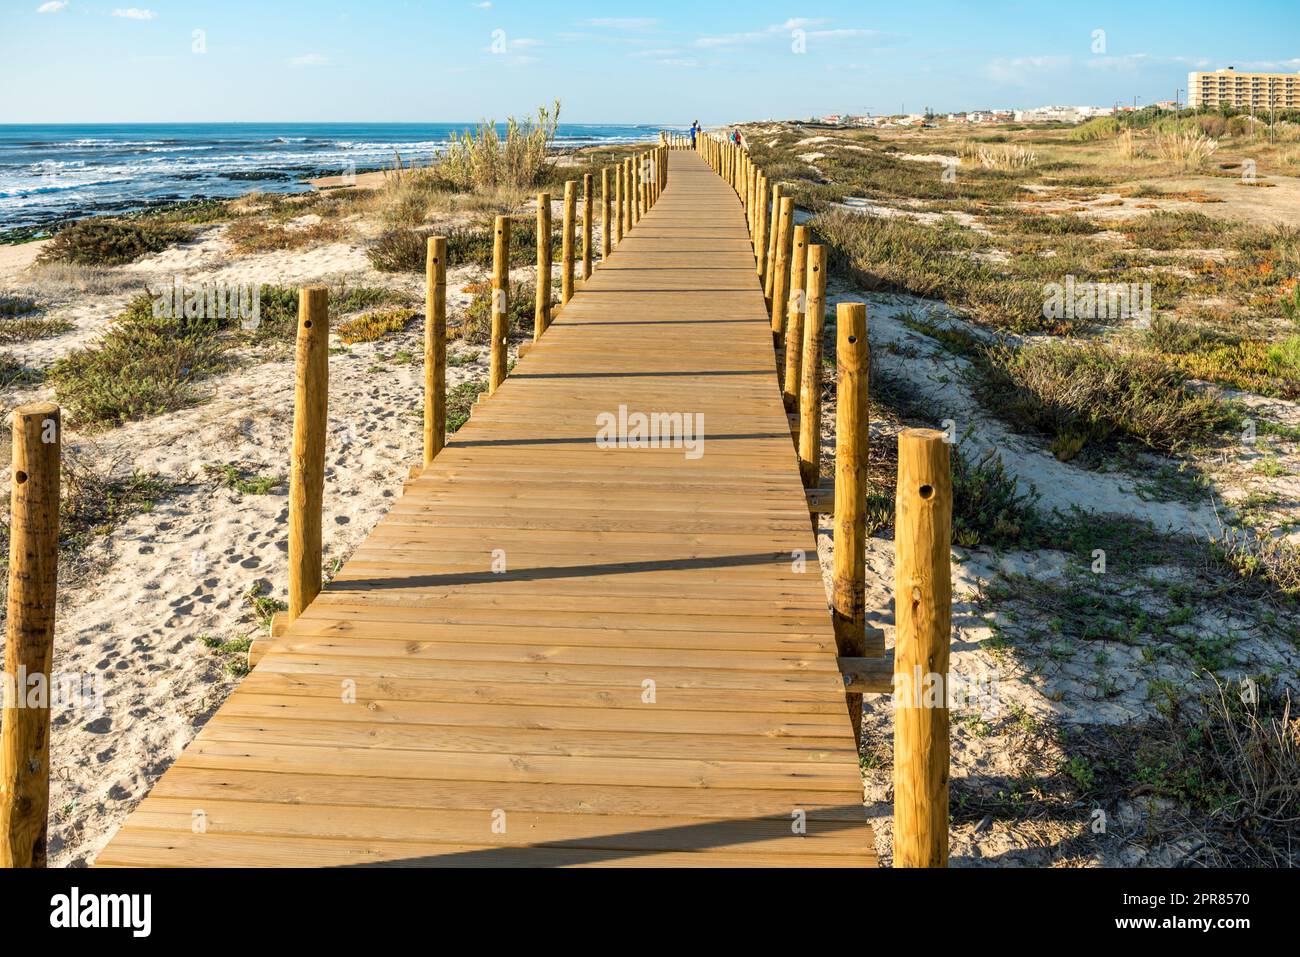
[2,0,1299,123]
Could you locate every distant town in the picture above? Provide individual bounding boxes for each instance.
[808,67,1300,128]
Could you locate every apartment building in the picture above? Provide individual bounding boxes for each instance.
[1188,67,1300,109]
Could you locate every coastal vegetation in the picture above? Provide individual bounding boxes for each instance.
[38,217,193,266]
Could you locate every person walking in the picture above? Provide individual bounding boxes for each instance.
[690,120,699,150]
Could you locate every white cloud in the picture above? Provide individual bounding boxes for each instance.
[287,53,329,68]
[472,1,492,7]
[584,18,658,30]
[983,55,1071,86]
[511,37,542,48]
[1228,57,1300,71]
[37,2,68,13]
[775,18,828,31]
[1084,53,1208,73]
[695,19,879,48]
[112,8,155,19]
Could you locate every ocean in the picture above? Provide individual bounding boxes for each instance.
[0,122,675,234]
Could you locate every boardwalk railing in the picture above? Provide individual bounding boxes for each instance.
[700,131,953,867]
[2,134,952,869]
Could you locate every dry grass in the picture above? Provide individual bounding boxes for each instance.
[1152,129,1219,170]
[224,217,347,254]
[337,307,416,345]
[436,101,561,192]
[1214,526,1300,598]
[959,139,1037,169]
[16,259,144,299]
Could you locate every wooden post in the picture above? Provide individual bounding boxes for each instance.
[624,158,634,230]
[770,196,795,351]
[582,173,593,281]
[833,302,871,743]
[561,182,576,305]
[615,164,625,244]
[0,402,60,868]
[424,237,447,465]
[288,286,329,621]
[601,168,611,261]
[782,225,810,411]
[535,194,552,339]
[749,163,757,233]
[893,428,952,869]
[641,153,649,214]
[754,174,769,286]
[763,183,784,306]
[632,157,641,226]
[797,246,827,489]
[489,215,510,394]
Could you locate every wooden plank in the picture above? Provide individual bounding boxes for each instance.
[97,150,874,869]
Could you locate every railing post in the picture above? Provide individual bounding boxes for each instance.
[424,237,447,464]
[535,194,551,339]
[632,155,641,225]
[797,245,827,489]
[561,182,576,305]
[893,428,952,869]
[289,286,329,620]
[782,225,810,412]
[755,174,769,288]
[833,302,871,745]
[489,215,510,393]
[639,154,648,215]
[749,163,758,233]
[582,172,594,281]
[763,183,783,308]
[0,402,60,868]
[625,157,634,231]
[601,168,611,261]
[770,195,794,353]
[615,164,625,244]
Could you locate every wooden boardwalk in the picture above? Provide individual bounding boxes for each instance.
[97,150,875,867]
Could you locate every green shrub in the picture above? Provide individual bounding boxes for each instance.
[974,339,1241,454]
[1068,117,1120,142]
[39,217,192,266]
[368,228,429,273]
[461,280,543,344]
[48,294,227,426]
[0,315,72,343]
[1113,211,1230,251]
[448,218,564,269]
[951,443,1043,548]
[0,294,39,317]
[446,379,488,432]
[815,208,1049,332]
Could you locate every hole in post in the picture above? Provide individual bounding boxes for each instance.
[848,335,857,344]
[15,470,28,484]
[304,320,313,329]
[919,484,934,500]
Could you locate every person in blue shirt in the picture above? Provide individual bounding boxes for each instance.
[690,121,699,149]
